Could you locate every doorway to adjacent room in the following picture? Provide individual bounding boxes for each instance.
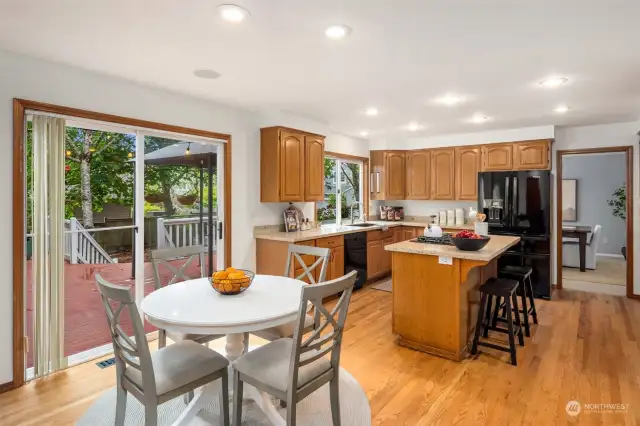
[556,146,634,297]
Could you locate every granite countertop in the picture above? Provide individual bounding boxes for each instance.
[254,221,475,243]
[384,235,520,262]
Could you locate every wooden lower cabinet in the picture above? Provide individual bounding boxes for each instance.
[403,227,417,241]
[316,235,345,281]
[367,239,383,278]
[381,237,393,273]
[393,226,404,243]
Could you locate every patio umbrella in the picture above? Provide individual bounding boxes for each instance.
[131,141,218,276]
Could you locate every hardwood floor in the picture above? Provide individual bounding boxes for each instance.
[2,285,640,425]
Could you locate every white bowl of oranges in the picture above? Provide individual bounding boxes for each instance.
[210,267,254,295]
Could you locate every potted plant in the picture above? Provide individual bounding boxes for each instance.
[144,193,163,204]
[607,185,626,259]
[177,192,197,205]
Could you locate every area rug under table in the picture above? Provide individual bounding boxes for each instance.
[77,369,370,425]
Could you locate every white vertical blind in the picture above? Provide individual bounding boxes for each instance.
[32,115,67,377]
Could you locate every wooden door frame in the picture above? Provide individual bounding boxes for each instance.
[9,98,233,391]
[555,146,635,299]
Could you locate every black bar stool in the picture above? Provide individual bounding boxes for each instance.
[498,265,538,337]
[471,277,524,366]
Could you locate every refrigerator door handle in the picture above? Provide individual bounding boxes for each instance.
[504,176,510,227]
[512,176,518,227]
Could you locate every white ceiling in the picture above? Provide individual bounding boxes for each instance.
[1,0,639,138]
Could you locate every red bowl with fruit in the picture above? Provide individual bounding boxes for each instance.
[451,230,491,251]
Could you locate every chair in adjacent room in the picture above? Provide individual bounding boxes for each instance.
[562,224,603,270]
[250,244,330,342]
[95,274,230,426]
[232,270,357,426]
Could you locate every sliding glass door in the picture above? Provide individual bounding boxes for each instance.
[24,113,227,379]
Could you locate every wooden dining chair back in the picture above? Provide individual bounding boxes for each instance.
[150,245,206,290]
[284,244,330,284]
[96,274,230,426]
[233,271,357,426]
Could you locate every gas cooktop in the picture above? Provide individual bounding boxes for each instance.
[411,235,453,246]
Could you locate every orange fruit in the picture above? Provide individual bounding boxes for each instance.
[214,271,228,279]
[225,267,237,273]
[223,282,234,292]
[232,283,241,292]
[228,272,245,280]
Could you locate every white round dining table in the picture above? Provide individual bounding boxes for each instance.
[141,274,305,426]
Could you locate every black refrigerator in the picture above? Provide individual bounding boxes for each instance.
[478,170,552,299]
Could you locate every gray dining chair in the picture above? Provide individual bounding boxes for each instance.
[233,270,357,426]
[151,246,227,348]
[95,274,230,426]
[251,244,330,342]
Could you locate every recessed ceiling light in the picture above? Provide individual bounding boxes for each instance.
[359,131,369,137]
[539,76,569,88]
[407,122,422,132]
[325,24,352,39]
[435,94,465,106]
[364,107,378,117]
[193,69,221,79]
[470,114,490,124]
[217,4,250,23]
[555,104,569,113]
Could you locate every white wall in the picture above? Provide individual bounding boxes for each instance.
[554,121,640,293]
[0,49,368,384]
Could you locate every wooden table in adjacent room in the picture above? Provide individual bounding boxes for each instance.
[384,235,520,361]
[562,225,592,272]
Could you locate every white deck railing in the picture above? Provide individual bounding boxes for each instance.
[64,218,116,264]
[156,216,217,250]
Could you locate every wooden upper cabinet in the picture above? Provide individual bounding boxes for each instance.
[430,148,455,200]
[370,150,405,200]
[279,130,305,201]
[513,139,550,170]
[385,151,406,199]
[455,146,480,200]
[481,144,513,171]
[260,127,325,202]
[304,135,325,201]
[406,150,430,200]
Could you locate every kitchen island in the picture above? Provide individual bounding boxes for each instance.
[385,235,520,361]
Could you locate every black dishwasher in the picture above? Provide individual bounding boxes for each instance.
[344,232,367,290]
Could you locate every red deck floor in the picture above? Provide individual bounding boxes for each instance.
[25,256,213,368]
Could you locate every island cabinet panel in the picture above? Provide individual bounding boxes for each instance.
[260,126,325,202]
[430,148,455,200]
[513,139,550,170]
[481,144,513,171]
[455,146,481,200]
[406,150,430,200]
[381,236,394,274]
[391,251,498,361]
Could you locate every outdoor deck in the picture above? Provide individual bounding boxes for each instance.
[25,256,214,368]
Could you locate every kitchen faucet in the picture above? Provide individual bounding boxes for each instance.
[350,201,363,225]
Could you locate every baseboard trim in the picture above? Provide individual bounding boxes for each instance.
[0,380,15,394]
[597,253,625,259]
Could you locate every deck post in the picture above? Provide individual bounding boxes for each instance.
[156,217,166,249]
[70,217,78,264]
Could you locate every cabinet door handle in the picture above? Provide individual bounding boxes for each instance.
[370,173,374,193]
[376,172,381,193]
